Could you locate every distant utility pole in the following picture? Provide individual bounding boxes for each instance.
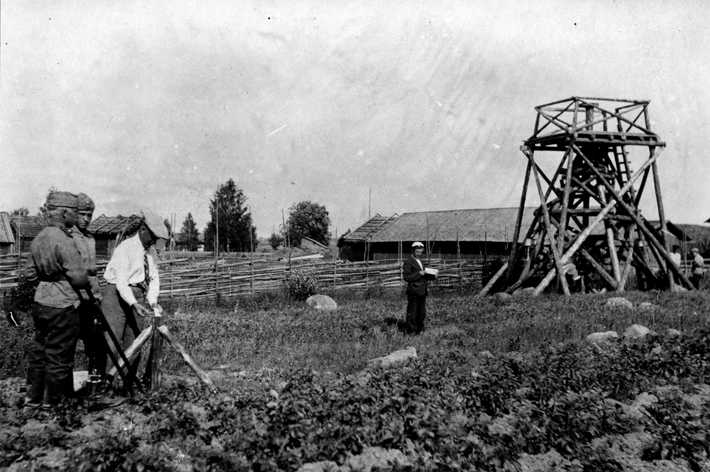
[369,187,371,220]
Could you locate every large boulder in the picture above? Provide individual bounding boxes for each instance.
[305,294,337,311]
[367,347,417,368]
[493,292,512,301]
[586,331,619,344]
[623,324,653,340]
[512,287,536,298]
[604,297,633,309]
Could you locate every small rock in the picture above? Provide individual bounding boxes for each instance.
[632,392,658,410]
[666,328,682,337]
[605,297,633,309]
[305,294,338,311]
[493,292,512,301]
[623,324,653,340]
[586,331,619,344]
[479,350,494,359]
[637,302,656,310]
[367,347,417,368]
[512,287,536,298]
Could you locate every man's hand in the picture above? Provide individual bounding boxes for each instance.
[419,271,426,276]
[132,303,153,318]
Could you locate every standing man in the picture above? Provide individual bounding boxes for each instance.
[72,193,104,385]
[402,241,430,335]
[669,245,682,285]
[102,213,168,379]
[690,248,705,290]
[24,191,91,408]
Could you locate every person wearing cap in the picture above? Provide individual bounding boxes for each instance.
[101,213,169,379]
[23,191,92,408]
[670,245,682,285]
[72,193,105,386]
[690,248,705,289]
[402,241,430,334]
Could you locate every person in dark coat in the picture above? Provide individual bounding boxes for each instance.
[24,191,91,408]
[402,241,430,334]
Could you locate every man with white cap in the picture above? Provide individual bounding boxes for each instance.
[101,212,169,380]
[690,247,705,289]
[402,241,430,334]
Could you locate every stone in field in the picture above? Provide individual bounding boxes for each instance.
[666,328,682,337]
[637,302,656,310]
[367,347,417,368]
[605,297,633,309]
[512,287,535,298]
[493,292,512,301]
[305,294,337,311]
[586,331,619,344]
[298,447,410,472]
[623,324,654,340]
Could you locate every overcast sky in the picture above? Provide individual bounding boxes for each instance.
[1,0,709,238]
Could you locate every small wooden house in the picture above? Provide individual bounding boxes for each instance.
[0,212,15,255]
[88,214,143,256]
[9,215,49,253]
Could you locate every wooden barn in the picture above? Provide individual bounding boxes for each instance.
[88,214,143,256]
[340,208,537,262]
[0,212,15,255]
[9,215,49,254]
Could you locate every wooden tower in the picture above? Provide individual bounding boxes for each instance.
[496,97,693,296]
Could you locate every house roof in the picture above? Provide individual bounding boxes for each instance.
[359,208,538,243]
[88,214,143,235]
[342,214,399,242]
[10,215,49,239]
[0,212,14,244]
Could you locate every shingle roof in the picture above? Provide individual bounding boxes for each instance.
[10,215,49,239]
[342,214,399,242]
[366,208,537,243]
[88,214,142,235]
[0,212,14,244]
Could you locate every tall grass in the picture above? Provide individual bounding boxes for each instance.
[1,289,709,380]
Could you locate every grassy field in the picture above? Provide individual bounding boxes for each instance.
[2,288,710,380]
[1,289,709,471]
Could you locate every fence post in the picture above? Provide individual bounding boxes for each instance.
[149,312,164,391]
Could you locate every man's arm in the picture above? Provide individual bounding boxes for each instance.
[146,248,160,308]
[58,238,90,289]
[403,258,424,283]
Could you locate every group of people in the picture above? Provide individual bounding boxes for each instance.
[23,191,169,409]
[670,245,706,289]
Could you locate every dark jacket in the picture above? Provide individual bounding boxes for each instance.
[403,255,427,296]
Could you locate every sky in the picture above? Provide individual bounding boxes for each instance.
[2,0,709,239]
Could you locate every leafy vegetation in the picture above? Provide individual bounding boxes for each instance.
[1,290,709,470]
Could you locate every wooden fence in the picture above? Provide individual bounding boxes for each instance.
[0,253,504,303]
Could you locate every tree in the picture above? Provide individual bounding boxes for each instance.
[180,213,200,251]
[203,179,258,252]
[268,232,284,250]
[286,201,331,247]
[11,207,30,216]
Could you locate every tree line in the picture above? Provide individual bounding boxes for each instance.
[11,181,332,254]
[179,178,331,253]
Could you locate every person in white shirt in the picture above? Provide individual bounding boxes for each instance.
[669,245,682,285]
[101,213,169,380]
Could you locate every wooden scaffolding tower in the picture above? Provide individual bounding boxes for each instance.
[494,97,694,296]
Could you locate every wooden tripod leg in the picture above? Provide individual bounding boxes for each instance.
[107,325,153,379]
[158,325,216,392]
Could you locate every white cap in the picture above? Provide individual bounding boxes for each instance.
[142,212,170,240]
[412,241,424,248]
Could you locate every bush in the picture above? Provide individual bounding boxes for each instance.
[286,269,319,301]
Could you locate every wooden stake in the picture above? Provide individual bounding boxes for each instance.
[149,315,164,391]
[507,160,532,282]
[479,262,508,297]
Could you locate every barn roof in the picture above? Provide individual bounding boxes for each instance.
[364,208,538,243]
[342,214,399,242]
[0,212,14,244]
[10,215,49,239]
[88,214,143,235]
